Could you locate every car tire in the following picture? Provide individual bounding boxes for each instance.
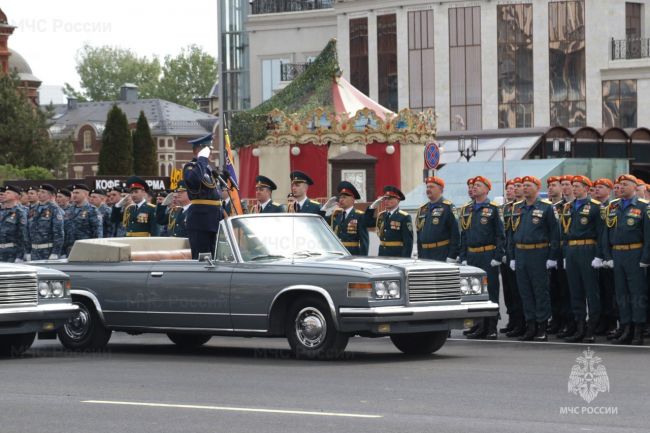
[0,332,36,357]
[390,331,448,355]
[167,333,211,349]
[58,298,111,351]
[285,296,349,360]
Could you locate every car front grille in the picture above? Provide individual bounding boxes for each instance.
[407,269,461,303]
[0,273,38,307]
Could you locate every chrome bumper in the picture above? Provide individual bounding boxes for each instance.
[339,300,499,322]
[0,303,79,322]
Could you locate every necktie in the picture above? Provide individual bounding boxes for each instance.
[295,202,301,212]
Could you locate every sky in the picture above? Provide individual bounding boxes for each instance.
[4,1,218,100]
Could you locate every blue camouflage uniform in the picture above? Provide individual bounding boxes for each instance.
[27,202,64,260]
[0,204,28,262]
[96,203,112,238]
[65,202,103,254]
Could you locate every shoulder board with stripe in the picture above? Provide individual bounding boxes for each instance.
[541,199,552,205]
[419,202,429,210]
[272,202,280,206]
[590,198,601,205]
[398,210,409,216]
[309,199,320,205]
[443,199,453,206]
[610,198,620,204]
[146,203,156,208]
[639,198,649,204]
[354,209,364,215]
[514,200,525,206]
[490,201,499,207]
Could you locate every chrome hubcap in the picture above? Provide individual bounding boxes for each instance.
[64,302,90,340]
[295,307,327,348]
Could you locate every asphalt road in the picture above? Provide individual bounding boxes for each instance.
[1,333,647,433]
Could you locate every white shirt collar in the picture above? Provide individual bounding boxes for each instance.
[136,199,147,208]
[260,199,272,209]
[182,203,191,212]
[344,206,354,217]
[297,197,308,207]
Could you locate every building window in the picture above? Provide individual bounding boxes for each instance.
[83,130,92,151]
[377,14,398,112]
[497,4,533,128]
[449,6,482,131]
[262,58,289,102]
[349,17,369,96]
[602,80,637,128]
[408,10,435,111]
[626,3,643,59]
[73,166,83,179]
[549,1,586,127]
[158,154,175,176]
[91,165,98,176]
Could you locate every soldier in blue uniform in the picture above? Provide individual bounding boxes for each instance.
[509,176,560,342]
[288,171,324,215]
[182,134,223,258]
[324,181,368,255]
[112,177,159,239]
[249,176,284,213]
[415,176,459,262]
[25,185,38,215]
[559,175,604,343]
[459,176,504,339]
[364,186,413,258]
[501,178,525,337]
[156,181,190,238]
[0,185,28,263]
[89,189,112,238]
[602,174,650,345]
[64,184,103,255]
[26,184,64,261]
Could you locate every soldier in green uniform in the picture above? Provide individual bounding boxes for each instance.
[155,181,190,238]
[415,176,459,262]
[501,178,525,337]
[249,176,284,213]
[111,176,159,237]
[324,181,368,255]
[459,176,504,339]
[364,186,413,258]
[288,171,324,215]
[559,175,604,343]
[602,174,650,345]
[509,176,560,342]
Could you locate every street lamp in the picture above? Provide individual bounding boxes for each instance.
[458,136,479,162]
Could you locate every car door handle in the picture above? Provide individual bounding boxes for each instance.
[150,272,164,277]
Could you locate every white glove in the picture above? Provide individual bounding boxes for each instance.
[641,262,649,268]
[198,146,211,158]
[15,258,23,263]
[162,193,174,206]
[501,255,507,264]
[490,259,501,267]
[446,257,456,264]
[591,257,603,269]
[24,254,31,262]
[546,260,558,269]
[509,260,516,271]
[320,196,338,211]
[116,195,131,208]
[369,197,383,210]
[461,260,467,266]
[48,254,59,260]
[602,260,614,269]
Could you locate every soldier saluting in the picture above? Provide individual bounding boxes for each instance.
[323,181,368,256]
[111,177,159,239]
[415,176,459,262]
[364,185,413,258]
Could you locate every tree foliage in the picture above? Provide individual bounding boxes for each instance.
[0,74,72,172]
[0,164,53,183]
[64,44,217,107]
[132,111,157,176]
[98,105,133,175]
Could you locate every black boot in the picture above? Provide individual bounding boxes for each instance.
[612,324,633,345]
[594,317,609,336]
[534,321,548,342]
[548,319,563,335]
[557,321,577,339]
[485,318,498,340]
[631,323,645,345]
[583,319,597,344]
[606,324,623,340]
[466,319,487,339]
[499,321,512,334]
[519,321,536,341]
[463,322,480,336]
[506,320,526,338]
[565,320,586,343]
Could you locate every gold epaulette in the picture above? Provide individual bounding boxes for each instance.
[309,199,319,205]
[590,198,601,205]
[541,199,552,204]
[272,202,280,206]
[490,201,499,207]
[398,210,409,216]
[146,203,156,208]
[443,199,452,206]
[354,209,364,215]
[639,198,649,204]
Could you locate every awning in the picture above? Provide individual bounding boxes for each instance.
[438,135,542,164]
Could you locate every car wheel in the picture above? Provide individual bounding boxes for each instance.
[0,332,36,357]
[167,333,211,349]
[390,331,448,355]
[285,296,349,360]
[58,298,111,351]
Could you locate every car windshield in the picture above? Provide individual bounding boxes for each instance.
[230,216,349,262]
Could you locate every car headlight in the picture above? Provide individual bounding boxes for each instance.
[460,277,470,295]
[374,280,400,299]
[38,280,70,298]
[51,281,64,297]
[38,281,51,298]
[470,277,482,295]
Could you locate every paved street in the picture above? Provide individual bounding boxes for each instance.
[1,333,647,433]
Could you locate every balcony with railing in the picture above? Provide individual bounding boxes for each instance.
[251,0,333,15]
[280,62,311,81]
[611,37,650,60]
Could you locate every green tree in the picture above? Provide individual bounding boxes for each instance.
[132,111,157,176]
[64,44,161,101]
[157,45,218,107]
[98,105,133,175]
[0,74,72,172]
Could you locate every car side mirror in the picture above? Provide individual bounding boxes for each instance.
[198,253,215,268]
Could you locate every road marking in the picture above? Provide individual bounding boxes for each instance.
[449,338,650,349]
[81,400,383,419]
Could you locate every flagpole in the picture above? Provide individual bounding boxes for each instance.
[216,0,225,170]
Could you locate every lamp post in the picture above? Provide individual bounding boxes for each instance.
[458,136,479,162]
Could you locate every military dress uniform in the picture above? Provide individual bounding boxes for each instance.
[0,186,28,262]
[501,196,525,336]
[510,186,560,341]
[595,193,618,335]
[364,186,413,258]
[288,171,325,216]
[559,178,604,342]
[27,199,64,260]
[249,176,284,214]
[183,135,223,259]
[416,196,459,261]
[549,197,575,337]
[602,185,650,344]
[156,204,189,238]
[327,181,368,255]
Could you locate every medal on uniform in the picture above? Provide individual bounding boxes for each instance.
[627,218,635,226]
[137,213,149,223]
[480,216,488,225]
[580,216,589,225]
[432,217,440,225]
[532,217,540,224]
